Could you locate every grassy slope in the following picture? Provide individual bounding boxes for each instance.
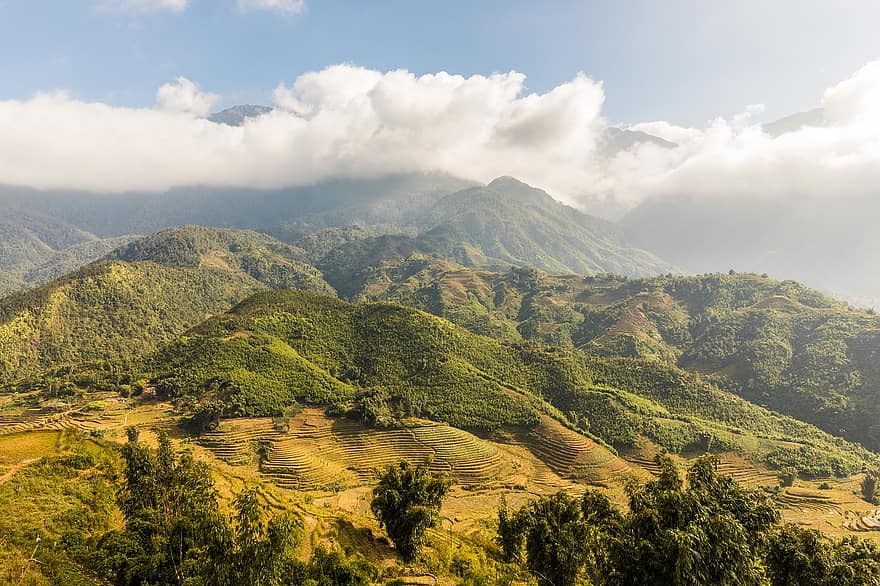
[0,430,119,586]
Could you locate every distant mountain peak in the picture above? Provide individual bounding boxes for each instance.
[207,105,274,126]
[761,108,827,137]
[598,127,677,158]
[486,176,556,205]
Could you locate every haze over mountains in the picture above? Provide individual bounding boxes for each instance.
[5,62,880,306]
[0,174,674,294]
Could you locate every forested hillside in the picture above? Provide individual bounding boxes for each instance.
[0,174,672,288]
[0,213,138,295]
[4,223,880,456]
[0,226,333,382]
[350,263,880,452]
[141,290,876,477]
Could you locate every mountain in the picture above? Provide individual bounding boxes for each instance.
[0,174,673,297]
[761,107,827,137]
[207,104,274,126]
[0,226,333,382]
[347,263,880,452]
[0,212,140,295]
[144,289,874,477]
[315,177,674,296]
[0,273,20,297]
[0,173,476,238]
[598,126,677,158]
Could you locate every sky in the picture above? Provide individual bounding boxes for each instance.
[2,0,880,213]
[3,0,880,125]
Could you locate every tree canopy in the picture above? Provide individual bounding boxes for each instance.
[370,460,453,562]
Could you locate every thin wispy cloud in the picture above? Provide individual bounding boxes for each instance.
[96,0,189,13]
[238,0,306,16]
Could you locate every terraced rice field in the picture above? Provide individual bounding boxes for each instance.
[715,455,778,487]
[777,486,841,515]
[520,416,633,485]
[198,417,282,465]
[0,403,131,435]
[263,412,506,490]
[848,509,880,531]
[197,410,509,491]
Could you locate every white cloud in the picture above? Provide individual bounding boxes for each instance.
[155,77,220,117]
[2,61,880,210]
[238,0,306,16]
[97,0,189,13]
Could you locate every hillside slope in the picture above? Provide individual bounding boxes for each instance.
[0,213,138,295]
[0,175,673,293]
[316,177,673,296]
[351,263,880,451]
[145,290,876,477]
[0,226,333,382]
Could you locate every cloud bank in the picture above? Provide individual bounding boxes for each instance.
[1,61,880,210]
[156,77,220,116]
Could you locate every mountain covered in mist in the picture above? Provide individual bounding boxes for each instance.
[0,174,672,296]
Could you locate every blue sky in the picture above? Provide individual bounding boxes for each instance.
[3,0,880,125]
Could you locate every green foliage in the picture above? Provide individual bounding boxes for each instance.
[141,290,878,476]
[522,492,594,586]
[0,212,138,297]
[287,547,379,586]
[94,431,225,584]
[0,226,334,383]
[0,431,118,586]
[92,431,303,586]
[370,460,453,562]
[216,487,302,586]
[765,524,880,586]
[148,291,541,430]
[499,455,782,586]
[862,471,880,504]
[363,266,880,454]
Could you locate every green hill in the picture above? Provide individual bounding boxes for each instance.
[0,175,674,297]
[350,263,880,451]
[316,178,674,297]
[0,226,333,382]
[0,213,139,295]
[145,290,876,477]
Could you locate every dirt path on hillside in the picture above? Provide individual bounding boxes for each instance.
[0,458,38,485]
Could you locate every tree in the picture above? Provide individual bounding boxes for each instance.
[765,524,880,586]
[216,486,302,586]
[862,470,879,504]
[497,455,780,586]
[496,489,621,586]
[288,547,379,586]
[612,455,779,585]
[94,431,302,586]
[96,430,225,585]
[370,460,453,562]
[523,492,591,586]
[496,497,532,562]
